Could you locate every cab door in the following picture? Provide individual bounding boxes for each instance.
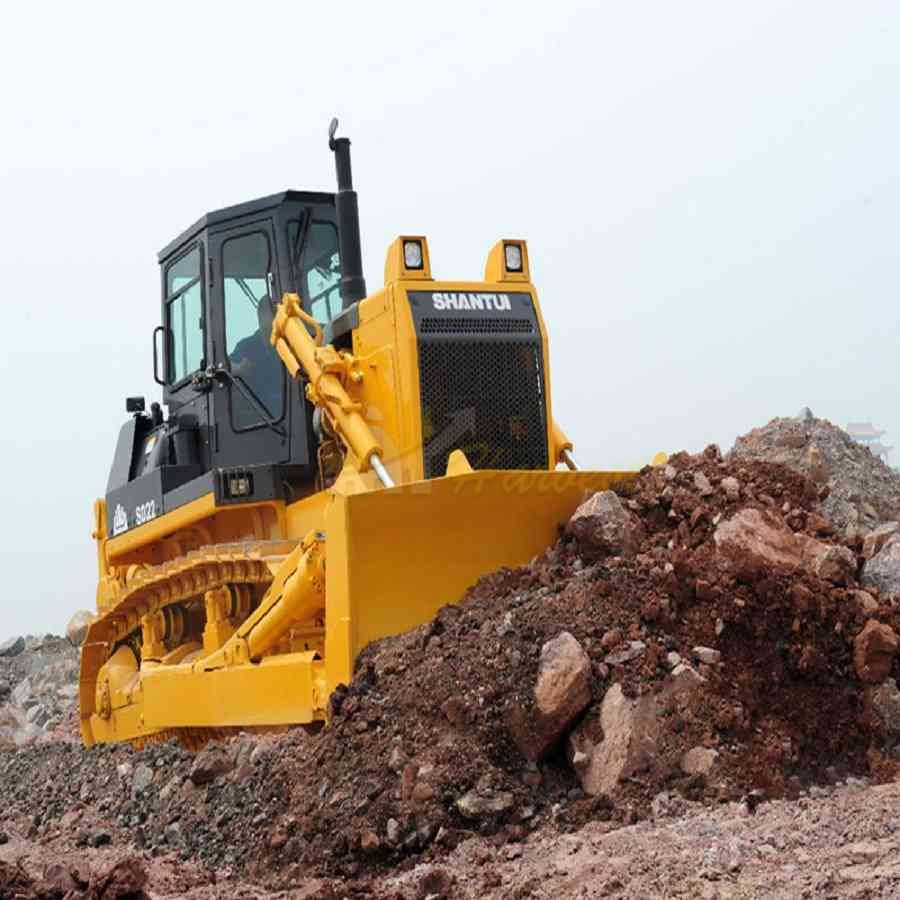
[161,241,212,469]
[207,221,291,468]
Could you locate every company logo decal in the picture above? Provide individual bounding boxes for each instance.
[112,504,128,536]
[431,292,512,311]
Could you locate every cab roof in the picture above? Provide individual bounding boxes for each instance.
[158,189,335,263]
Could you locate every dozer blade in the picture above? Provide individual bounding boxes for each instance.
[322,468,635,692]
[81,468,634,746]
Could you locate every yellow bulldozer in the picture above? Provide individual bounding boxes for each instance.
[78,121,632,748]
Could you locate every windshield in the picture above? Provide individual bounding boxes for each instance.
[300,221,342,323]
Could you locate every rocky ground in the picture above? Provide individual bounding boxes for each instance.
[3,412,900,898]
[731,409,900,539]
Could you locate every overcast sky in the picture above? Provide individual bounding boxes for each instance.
[1,2,897,635]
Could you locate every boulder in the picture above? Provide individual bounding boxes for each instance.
[158,775,182,803]
[870,678,900,735]
[13,722,41,747]
[863,523,900,560]
[667,662,706,694]
[604,641,646,665]
[568,684,658,796]
[680,747,719,776]
[862,534,900,597]
[189,745,234,785]
[853,620,899,684]
[386,818,401,844]
[90,856,148,898]
[693,472,714,497]
[713,508,802,575]
[42,863,82,895]
[508,632,592,761]
[692,647,721,665]
[455,789,514,819]
[11,677,32,706]
[66,610,94,648]
[715,509,857,585]
[360,830,381,853]
[0,637,24,659]
[567,491,645,559]
[568,667,705,796]
[851,590,880,617]
[24,704,49,728]
[720,477,740,502]
[805,445,827,482]
[131,763,154,796]
[798,536,857,585]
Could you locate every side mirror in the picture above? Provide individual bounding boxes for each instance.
[126,396,145,414]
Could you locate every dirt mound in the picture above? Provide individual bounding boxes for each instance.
[0,634,79,748]
[731,411,900,537]
[231,447,900,879]
[0,853,148,899]
[5,447,900,888]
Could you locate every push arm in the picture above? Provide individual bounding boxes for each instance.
[270,293,394,488]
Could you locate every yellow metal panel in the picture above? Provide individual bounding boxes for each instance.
[324,468,635,691]
[106,493,218,559]
[141,652,322,731]
[285,485,329,538]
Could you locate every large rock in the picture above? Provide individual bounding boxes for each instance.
[715,508,856,584]
[863,523,900,561]
[11,677,32,706]
[131,763,155,796]
[13,722,41,747]
[870,678,900,735]
[567,491,645,559]
[189,745,234,785]
[797,536,857,585]
[862,534,900,598]
[853,620,899,684]
[455,789,514,819]
[713,508,803,575]
[24,704,49,728]
[568,666,705,796]
[66,610,93,648]
[568,684,657,796]
[89,856,148,899]
[508,632,591,761]
[0,637,24,659]
[681,746,719,776]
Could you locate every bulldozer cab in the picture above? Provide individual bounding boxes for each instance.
[104,192,341,539]
[158,190,337,468]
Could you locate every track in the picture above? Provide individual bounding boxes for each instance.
[80,539,303,748]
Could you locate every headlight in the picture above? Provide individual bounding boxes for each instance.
[404,240,424,269]
[504,242,523,272]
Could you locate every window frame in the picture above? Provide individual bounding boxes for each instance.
[164,242,206,389]
[300,219,342,323]
[220,228,288,433]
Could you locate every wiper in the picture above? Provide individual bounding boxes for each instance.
[290,214,309,289]
[235,278,260,307]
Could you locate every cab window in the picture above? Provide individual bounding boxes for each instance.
[222,232,284,429]
[166,246,204,383]
[301,221,342,322]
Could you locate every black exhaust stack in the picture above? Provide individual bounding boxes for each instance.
[328,118,366,309]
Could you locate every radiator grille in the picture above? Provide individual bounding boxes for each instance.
[418,324,548,478]
[419,317,534,335]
